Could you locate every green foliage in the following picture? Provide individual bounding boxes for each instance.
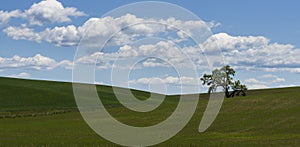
[201,65,247,97]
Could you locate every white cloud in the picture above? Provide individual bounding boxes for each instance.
[41,25,80,46]
[56,60,73,70]
[24,0,86,26]
[262,68,300,74]
[3,14,216,46]
[278,84,299,88]
[76,40,206,70]
[247,84,269,89]
[203,33,270,52]
[0,0,86,26]
[260,74,277,79]
[3,25,80,46]
[127,75,205,94]
[3,25,41,41]
[272,77,285,83]
[142,58,168,67]
[129,76,199,86]
[1,0,86,45]
[0,54,72,70]
[2,2,300,76]
[258,74,285,83]
[244,74,286,89]
[244,78,268,89]
[244,78,265,84]
[62,31,300,75]
[0,10,21,25]
[202,33,300,73]
[11,72,31,78]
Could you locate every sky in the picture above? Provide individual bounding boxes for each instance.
[0,0,300,94]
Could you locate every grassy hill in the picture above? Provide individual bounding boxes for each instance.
[0,77,299,146]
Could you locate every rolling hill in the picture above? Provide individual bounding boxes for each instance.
[0,77,299,146]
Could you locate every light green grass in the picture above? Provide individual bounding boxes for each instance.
[0,77,299,146]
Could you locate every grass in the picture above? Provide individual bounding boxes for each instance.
[0,77,299,146]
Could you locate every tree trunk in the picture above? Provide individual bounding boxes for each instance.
[225,87,231,98]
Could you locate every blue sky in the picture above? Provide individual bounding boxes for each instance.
[0,0,299,94]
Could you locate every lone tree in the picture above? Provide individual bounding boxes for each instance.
[200,65,247,98]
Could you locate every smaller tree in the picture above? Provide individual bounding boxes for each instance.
[200,65,247,98]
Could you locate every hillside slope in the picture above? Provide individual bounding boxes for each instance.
[0,77,299,146]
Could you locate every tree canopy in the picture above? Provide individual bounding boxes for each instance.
[200,65,247,98]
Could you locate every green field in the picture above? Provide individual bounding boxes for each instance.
[0,77,299,146]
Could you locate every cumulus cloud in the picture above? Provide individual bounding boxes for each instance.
[260,74,277,79]
[244,74,286,89]
[278,84,299,88]
[129,76,199,86]
[0,54,72,70]
[2,1,300,76]
[3,25,41,41]
[3,13,216,46]
[248,84,269,89]
[1,0,87,45]
[0,0,86,26]
[24,0,86,26]
[203,33,270,51]
[127,75,205,94]
[244,78,268,89]
[142,58,169,67]
[72,31,300,76]
[75,40,207,70]
[202,33,300,73]
[272,77,285,83]
[3,25,80,46]
[41,25,80,46]
[11,72,31,78]
[245,78,265,84]
[0,10,21,25]
[258,74,286,83]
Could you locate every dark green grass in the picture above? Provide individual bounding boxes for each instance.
[0,77,299,146]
